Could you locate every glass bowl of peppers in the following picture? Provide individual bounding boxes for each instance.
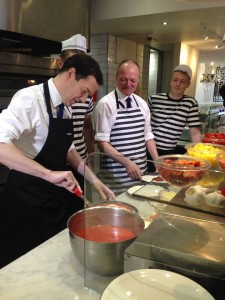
[201,132,225,146]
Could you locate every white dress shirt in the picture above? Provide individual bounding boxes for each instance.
[94,88,154,142]
[0,78,74,159]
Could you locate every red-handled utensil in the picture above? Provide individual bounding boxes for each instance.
[72,187,93,207]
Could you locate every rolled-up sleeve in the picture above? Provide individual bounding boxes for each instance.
[139,101,154,141]
[0,87,49,158]
[94,98,116,142]
[0,113,17,144]
[0,91,36,144]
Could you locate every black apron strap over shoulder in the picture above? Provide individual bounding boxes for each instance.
[0,80,75,268]
[114,89,139,108]
[43,81,53,118]
[132,95,139,107]
[115,90,125,109]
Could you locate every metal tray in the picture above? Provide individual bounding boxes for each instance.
[131,184,225,219]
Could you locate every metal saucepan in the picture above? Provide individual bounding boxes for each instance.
[68,206,145,275]
[93,200,138,214]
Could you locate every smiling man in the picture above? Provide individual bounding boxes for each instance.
[147,64,201,171]
[0,54,115,268]
[94,59,158,193]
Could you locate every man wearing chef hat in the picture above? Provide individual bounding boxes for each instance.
[147,64,201,171]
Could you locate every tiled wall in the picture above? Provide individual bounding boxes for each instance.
[107,35,118,93]
[89,34,150,101]
[89,34,109,100]
[137,44,150,100]
[148,51,159,96]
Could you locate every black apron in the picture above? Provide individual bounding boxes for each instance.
[0,82,79,268]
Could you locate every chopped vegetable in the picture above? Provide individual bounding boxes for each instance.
[158,158,206,187]
[202,133,225,145]
[220,187,225,197]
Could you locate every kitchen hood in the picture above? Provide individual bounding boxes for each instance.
[0,30,61,56]
[0,0,90,56]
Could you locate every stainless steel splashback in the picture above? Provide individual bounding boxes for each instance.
[0,0,90,54]
[0,52,57,110]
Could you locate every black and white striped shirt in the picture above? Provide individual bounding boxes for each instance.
[148,93,200,150]
[71,97,93,159]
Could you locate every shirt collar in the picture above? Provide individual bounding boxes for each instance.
[48,78,63,108]
[116,87,132,101]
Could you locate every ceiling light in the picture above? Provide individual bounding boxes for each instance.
[161,21,168,26]
[216,41,223,49]
[203,33,209,40]
[201,23,209,40]
[201,23,224,44]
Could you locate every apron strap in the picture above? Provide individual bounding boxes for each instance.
[115,90,125,109]
[43,82,53,118]
[114,89,139,108]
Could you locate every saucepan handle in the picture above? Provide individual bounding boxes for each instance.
[72,187,93,207]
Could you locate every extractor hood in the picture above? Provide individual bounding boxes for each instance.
[0,30,61,56]
[0,0,90,56]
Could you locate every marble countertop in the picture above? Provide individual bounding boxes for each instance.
[0,229,100,300]
[0,192,155,300]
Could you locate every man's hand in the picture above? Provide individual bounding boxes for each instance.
[124,160,143,180]
[92,179,115,201]
[46,170,80,193]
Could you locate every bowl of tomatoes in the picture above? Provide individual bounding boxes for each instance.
[155,155,211,187]
[201,132,225,146]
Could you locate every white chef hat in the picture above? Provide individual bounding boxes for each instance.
[61,34,87,53]
[173,64,192,80]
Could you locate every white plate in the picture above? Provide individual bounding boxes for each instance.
[101,269,214,300]
[127,184,165,198]
[142,174,167,183]
[127,185,144,195]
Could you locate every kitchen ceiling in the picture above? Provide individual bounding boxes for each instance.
[90,1,225,52]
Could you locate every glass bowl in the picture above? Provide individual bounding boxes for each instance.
[155,154,210,187]
[201,133,225,146]
[185,142,225,166]
[197,169,225,189]
[216,151,225,171]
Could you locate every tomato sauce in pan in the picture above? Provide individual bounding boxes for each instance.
[75,225,136,242]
